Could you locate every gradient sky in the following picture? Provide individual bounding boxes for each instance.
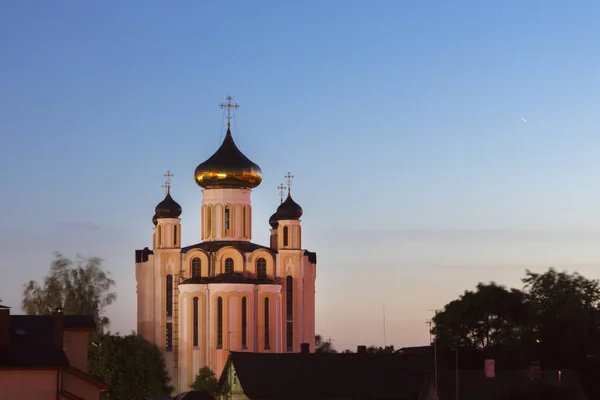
[2,0,600,351]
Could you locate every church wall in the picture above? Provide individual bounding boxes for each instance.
[202,189,252,241]
[135,255,155,341]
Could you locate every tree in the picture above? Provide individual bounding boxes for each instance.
[89,332,172,400]
[432,268,600,396]
[22,252,116,331]
[190,366,221,396]
[315,334,336,353]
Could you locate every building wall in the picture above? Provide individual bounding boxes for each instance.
[63,331,89,372]
[62,370,102,400]
[0,369,58,399]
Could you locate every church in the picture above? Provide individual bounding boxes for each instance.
[134,97,317,392]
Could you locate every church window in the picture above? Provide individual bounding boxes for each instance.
[242,206,247,238]
[217,297,223,349]
[286,275,293,320]
[166,275,173,317]
[283,226,289,247]
[225,258,234,273]
[264,297,270,350]
[191,257,201,278]
[173,225,178,246]
[158,225,162,247]
[286,322,293,352]
[166,323,173,351]
[193,297,199,347]
[257,258,267,279]
[224,206,231,232]
[241,297,247,349]
[207,206,212,237]
[285,276,294,349]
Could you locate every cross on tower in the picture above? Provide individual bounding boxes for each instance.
[219,95,239,128]
[277,183,286,203]
[284,172,294,195]
[162,170,174,195]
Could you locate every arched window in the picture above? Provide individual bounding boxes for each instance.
[224,206,231,232]
[242,206,248,237]
[241,297,247,349]
[217,297,223,349]
[158,225,162,246]
[286,275,293,352]
[207,206,212,237]
[173,225,178,246]
[166,275,173,317]
[193,297,199,347]
[257,258,267,279]
[283,226,289,247]
[191,257,201,278]
[264,297,270,350]
[225,258,234,273]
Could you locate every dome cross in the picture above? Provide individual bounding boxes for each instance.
[277,183,286,203]
[284,172,294,195]
[219,95,239,128]
[162,170,174,195]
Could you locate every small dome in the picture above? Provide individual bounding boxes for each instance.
[155,191,182,219]
[152,213,158,226]
[276,194,303,220]
[269,212,279,229]
[194,127,262,189]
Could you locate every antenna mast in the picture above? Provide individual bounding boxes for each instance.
[383,304,387,348]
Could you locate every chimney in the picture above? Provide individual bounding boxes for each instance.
[484,359,495,378]
[300,343,310,354]
[357,345,367,354]
[528,361,542,381]
[52,307,64,350]
[0,306,10,349]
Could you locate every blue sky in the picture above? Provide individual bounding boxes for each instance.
[2,0,600,350]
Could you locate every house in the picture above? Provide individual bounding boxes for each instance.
[218,343,437,400]
[435,360,587,399]
[0,305,109,400]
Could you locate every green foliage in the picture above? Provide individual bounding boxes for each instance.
[22,252,116,331]
[432,267,600,396]
[89,332,172,400]
[190,366,220,396]
[315,334,336,353]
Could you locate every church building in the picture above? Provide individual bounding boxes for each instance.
[134,97,317,392]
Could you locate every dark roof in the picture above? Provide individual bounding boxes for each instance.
[1,315,68,368]
[0,314,96,369]
[173,392,215,400]
[181,272,278,286]
[182,241,275,255]
[276,194,303,220]
[155,191,182,219]
[436,369,582,400]
[136,247,154,262]
[222,351,432,400]
[269,212,279,229]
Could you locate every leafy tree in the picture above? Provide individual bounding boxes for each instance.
[432,268,600,396]
[190,366,221,396]
[89,332,172,400]
[315,334,336,353]
[22,252,116,331]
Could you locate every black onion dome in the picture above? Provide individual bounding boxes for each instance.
[269,212,279,229]
[152,213,158,226]
[155,191,182,218]
[194,127,263,189]
[276,194,303,220]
